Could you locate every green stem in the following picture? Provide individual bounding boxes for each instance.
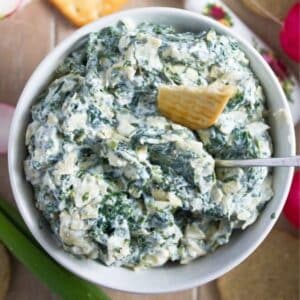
[0,197,32,237]
[0,205,110,300]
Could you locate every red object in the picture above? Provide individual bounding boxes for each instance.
[261,53,288,80]
[211,6,225,20]
[0,0,22,19]
[279,2,300,63]
[284,170,300,228]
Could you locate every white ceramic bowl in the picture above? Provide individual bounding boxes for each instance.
[8,7,295,294]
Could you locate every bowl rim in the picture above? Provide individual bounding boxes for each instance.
[8,7,295,294]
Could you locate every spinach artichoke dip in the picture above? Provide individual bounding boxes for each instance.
[24,21,273,269]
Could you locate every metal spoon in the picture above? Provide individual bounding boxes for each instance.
[215,156,300,167]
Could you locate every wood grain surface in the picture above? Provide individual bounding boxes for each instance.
[0,1,298,299]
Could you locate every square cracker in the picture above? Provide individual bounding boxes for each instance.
[50,0,128,27]
[157,83,236,130]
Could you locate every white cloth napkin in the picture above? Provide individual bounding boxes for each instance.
[185,0,300,124]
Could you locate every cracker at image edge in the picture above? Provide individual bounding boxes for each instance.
[0,243,11,300]
[49,0,128,27]
[217,230,299,300]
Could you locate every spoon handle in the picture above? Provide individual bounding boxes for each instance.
[215,156,300,167]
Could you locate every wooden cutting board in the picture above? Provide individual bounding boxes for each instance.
[0,1,298,299]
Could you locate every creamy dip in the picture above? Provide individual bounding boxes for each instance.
[24,21,273,269]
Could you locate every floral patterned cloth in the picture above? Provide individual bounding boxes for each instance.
[185,0,300,124]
